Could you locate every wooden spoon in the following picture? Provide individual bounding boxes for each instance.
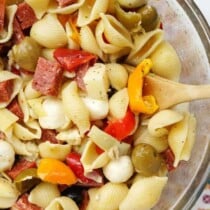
[143,74,210,110]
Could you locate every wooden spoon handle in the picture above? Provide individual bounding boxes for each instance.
[183,84,210,100]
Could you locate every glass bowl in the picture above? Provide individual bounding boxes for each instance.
[149,0,210,209]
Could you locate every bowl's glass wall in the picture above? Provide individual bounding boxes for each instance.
[149,0,210,209]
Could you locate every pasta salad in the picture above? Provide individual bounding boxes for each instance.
[0,0,196,209]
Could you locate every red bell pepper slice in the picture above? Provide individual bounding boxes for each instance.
[104,108,136,141]
[66,152,103,186]
[53,48,97,72]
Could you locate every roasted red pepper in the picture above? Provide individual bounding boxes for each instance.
[104,108,136,141]
[53,48,97,72]
[66,152,103,186]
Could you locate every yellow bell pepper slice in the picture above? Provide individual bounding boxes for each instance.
[128,59,159,114]
[37,158,77,185]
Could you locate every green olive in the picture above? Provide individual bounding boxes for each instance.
[14,168,41,193]
[131,143,162,176]
[11,36,41,71]
[138,5,159,32]
[115,2,141,30]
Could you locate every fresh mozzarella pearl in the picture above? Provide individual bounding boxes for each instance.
[103,156,134,183]
[0,140,15,172]
[82,97,109,120]
[39,98,69,129]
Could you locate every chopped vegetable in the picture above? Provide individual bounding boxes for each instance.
[66,152,103,186]
[14,168,41,193]
[131,143,163,176]
[10,36,41,71]
[138,5,159,32]
[128,59,159,114]
[104,108,136,141]
[37,158,77,185]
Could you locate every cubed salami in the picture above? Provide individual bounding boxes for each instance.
[6,158,36,179]
[0,0,6,31]
[32,57,63,96]
[7,97,24,120]
[11,194,43,210]
[12,17,25,44]
[41,129,58,144]
[56,0,77,7]
[0,79,13,103]
[15,2,37,30]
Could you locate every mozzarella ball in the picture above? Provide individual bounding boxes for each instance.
[103,156,134,183]
[39,98,69,129]
[0,140,15,172]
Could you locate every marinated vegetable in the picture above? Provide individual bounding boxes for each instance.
[10,36,41,71]
[138,5,159,32]
[131,143,163,176]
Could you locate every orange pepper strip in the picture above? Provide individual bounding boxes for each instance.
[69,14,80,45]
[37,158,77,185]
[128,59,159,115]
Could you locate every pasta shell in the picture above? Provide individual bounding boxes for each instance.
[80,25,105,61]
[81,140,110,172]
[77,0,109,27]
[28,182,60,208]
[180,113,196,161]
[0,177,19,208]
[48,0,85,14]
[45,196,79,210]
[0,5,17,44]
[133,126,168,153]
[168,112,192,167]
[56,128,82,145]
[24,80,42,99]
[0,109,18,132]
[109,88,129,119]
[88,126,131,155]
[150,41,181,81]
[119,176,168,210]
[148,109,184,137]
[83,63,109,101]
[6,135,39,159]
[87,182,128,210]
[13,120,41,141]
[106,63,128,90]
[61,81,90,135]
[25,0,50,19]
[30,13,68,48]
[95,20,123,54]
[38,141,71,161]
[100,13,133,48]
[126,29,163,65]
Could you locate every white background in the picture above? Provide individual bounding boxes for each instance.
[194,0,210,25]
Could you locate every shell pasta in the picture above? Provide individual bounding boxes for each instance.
[0,0,197,209]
